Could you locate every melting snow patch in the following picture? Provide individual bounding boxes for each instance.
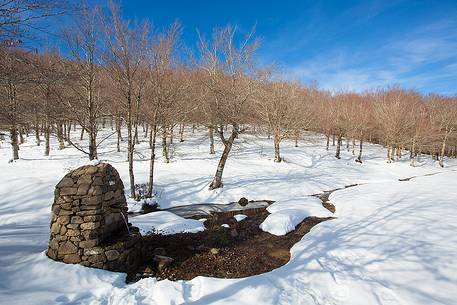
[221,224,230,228]
[131,211,205,235]
[233,214,248,222]
[260,197,332,236]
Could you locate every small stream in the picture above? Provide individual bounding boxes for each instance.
[129,200,274,218]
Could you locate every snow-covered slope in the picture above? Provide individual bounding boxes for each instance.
[0,128,456,304]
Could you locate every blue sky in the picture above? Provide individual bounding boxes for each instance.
[114,0,457,95]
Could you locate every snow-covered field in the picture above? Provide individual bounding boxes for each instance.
[0,127,456,305]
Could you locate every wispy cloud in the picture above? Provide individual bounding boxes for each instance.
[261,4,457,95]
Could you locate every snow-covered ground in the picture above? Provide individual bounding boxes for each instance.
[0,127,456,305]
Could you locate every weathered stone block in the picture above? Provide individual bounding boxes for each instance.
[71,216,83,224]
[76,184,91,196]
[58,241,78,255]
[63,254,81,264]
[105,250,120,261]
[80,222,100,230]
[79,239,98,249]
[60,187,78,196]
[57,177,74,188]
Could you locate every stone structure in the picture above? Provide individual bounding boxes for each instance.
[47,162,142,273]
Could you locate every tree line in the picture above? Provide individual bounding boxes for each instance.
[1,1,456,199]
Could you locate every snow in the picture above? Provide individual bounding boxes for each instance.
[1,127,457,305]
[260,197,333,236]
[221,224,230,228]
[131,211,205,235]
[126,197,157,213]
[233,214,247,222]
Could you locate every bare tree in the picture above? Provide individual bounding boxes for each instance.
[198,25,259,190]
[102,1,148,198]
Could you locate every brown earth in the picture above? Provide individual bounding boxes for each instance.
[134,205,334,282]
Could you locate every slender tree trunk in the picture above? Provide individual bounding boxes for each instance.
[57,123,65,150]
[169,125,174,145]
[144,123,149,138]
[335,134,342,159]
[80,127,84,141]
[332,134,335,146]
[66,122,71,144]
[356,138,363,163]
[326,134,330,150]
[209,125,215,154]
[162,125,170,163]
[209,125,238,190]
[352,138,356,155]
[179,123,184,142]
[44,122,50,157]
[19,127,24,144]
[387,144,392,163]
[35,120,41,146]
[10,127,19,160]
[410,138,416,167]
[274,133,282,162]
[147,123,158,198]
[439,130,451,167]
[89,132,98,160]
[127,103,135,198]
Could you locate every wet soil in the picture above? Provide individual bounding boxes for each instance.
[136,208,331,281]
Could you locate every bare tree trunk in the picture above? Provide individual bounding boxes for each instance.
[326,134,330,150]
[410,138,416,167]
[169,125,174,144]
[127,106,136,198]
[439,130,451,167]
[44,122,50,157]
[57,123,65,150]
[209,124,238,190]
[80,127,84,141]
[332,134,335,146]
[162,125,170,163]
[10,127,19,160]
[335,134,342,159]
[66,121,71,143]
[19,127,24,144]
[209,125,215,154]
[387,144,392,163]
[147,123,158,198]
[356,138,363,163]
[274,134,282,162]
[89,131,98,160]
[352,138,356,155]
[35,120,41,146]
[144,123,149,138]
[179,123,184,142]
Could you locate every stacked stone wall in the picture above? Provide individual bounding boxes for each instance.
[47,163,141,273]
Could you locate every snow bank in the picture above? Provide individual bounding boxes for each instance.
[260,197,332,236]
[131,211,205,235]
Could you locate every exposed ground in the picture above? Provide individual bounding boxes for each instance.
[137,207,332,281]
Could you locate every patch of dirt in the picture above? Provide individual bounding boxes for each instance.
[135,208,332,281]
